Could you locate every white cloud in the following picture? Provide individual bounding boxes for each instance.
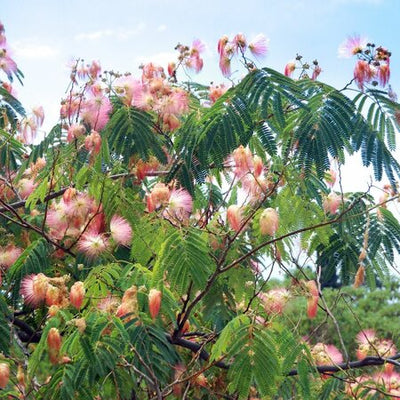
[13,40,60,59]
[134,51,176,67]
[157,24,167,32]
[74,23,146,41]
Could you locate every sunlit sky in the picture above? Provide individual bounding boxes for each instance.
[3,0,400,192]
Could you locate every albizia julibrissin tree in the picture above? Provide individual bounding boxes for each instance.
[1,21,400,399]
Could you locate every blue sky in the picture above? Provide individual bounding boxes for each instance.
[2,0,400,190]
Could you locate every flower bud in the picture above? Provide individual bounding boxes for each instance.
[259,208,279,236]
[0,363,9,389]
[69,281,85,309]
[47,328,61,352]
[148,289,162,319]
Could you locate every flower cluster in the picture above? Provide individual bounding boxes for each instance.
[284,54,322,80]
[258,279,319,319]
[146,182,193,223]
[356,329,397,365]
[0,157,46,203]
[0,22,18,83]
[45,188,132,258]
[113,62,190,132]
[338,35,391,90]
[217,33,268,77]
[227,145,275,203]
[168,39,205,80]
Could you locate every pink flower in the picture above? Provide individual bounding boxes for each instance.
[67,124,86,142]
[88,60,101,79]
[325,168,337,188]
[259,288,291,315]
[32,106,45,127]
[217,35,229,56]
[148,288,162,319]
[0,51,18,79]
[81,94,112,131]
[0,245,22,269]
[323,192,341,214]
[312,65,322,80]
[231,145,253,177]
[248,34,269,57]
[378,63,390,86]
[227,205,243,233]
[69,281,85,309]
[17,178,37,199]
[311,343,343,366]
[77,232,109,258]
[20,273,49,308]
[219,55,231,77]
[84,130,102,155]
[110,215,132,246]
[305,280,319,319]
[353,59,373,90]
[233,33,247,52]
[165,188,193,221]
[284,61,296,77]
[338,35,368,58]
[259,208,279,236]
[209,83,228,104]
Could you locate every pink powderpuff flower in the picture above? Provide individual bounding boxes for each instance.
[312,65,322,80]
[67,124,86,142]
[19,117,38,144]
[148,183,170,211]
[259,208,279,236]
[32,106,45,127]
[284,61,296,77]
[231,145,253,177]
[325,168,337,188]
[20,273,49,308]
[0,362,9,389]
[378,63,390,87]
[191,38,205,55]
[148,288,162,319]
[81,94,112,131]
[305,280,319,319]
[88,60,101,80]
[0,50,18,80]
[17,178,37,199]
[0,245,22,269]
[248,34,269,57]
[113,76,142,106]
[116,285,138,320]
[162,113,181,132]
[311,343,343,367]
[233,33,247,52]
[219,55,232,78]
[353,59,373,90]
[110,215,132,246]
[227,205,243,233]
[69,281,85,309]
[84,130,102,155]
[323,192,341,214]
[217,35,229,56]
[165,188,193,221]
[338,35,368,58]
[77,232,109,258]
[259,287,291,315]
[209,83,228,104]
[159,89,189,116]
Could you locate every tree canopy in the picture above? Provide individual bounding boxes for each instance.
[1,24,400,399]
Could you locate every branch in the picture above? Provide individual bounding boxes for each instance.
[166,331,400,379]
[288,353,400,376]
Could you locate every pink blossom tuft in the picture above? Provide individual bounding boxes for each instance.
[248,34,269,57]
[110,215,132,246]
